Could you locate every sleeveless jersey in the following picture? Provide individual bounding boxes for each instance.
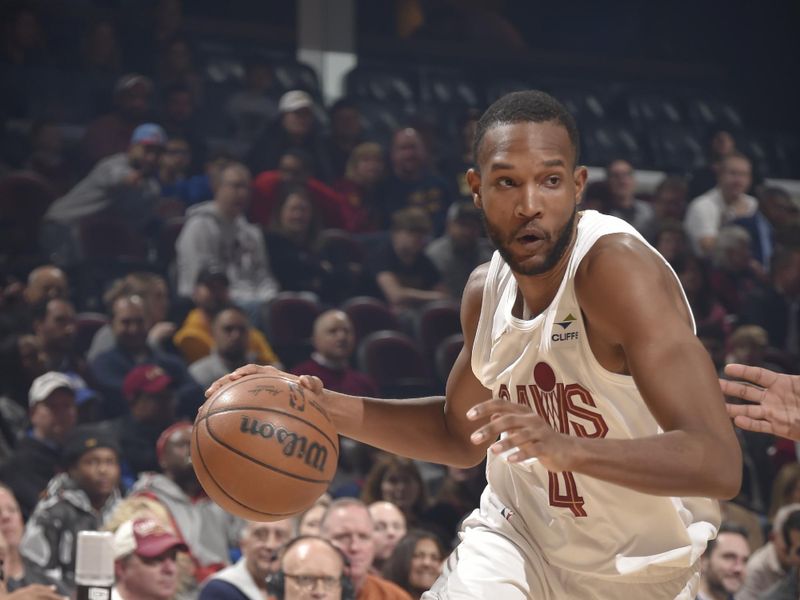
[471,210,720,582]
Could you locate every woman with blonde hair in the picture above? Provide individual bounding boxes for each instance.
[332,142,386,233]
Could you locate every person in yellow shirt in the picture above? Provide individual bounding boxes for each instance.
[173,267,280,366]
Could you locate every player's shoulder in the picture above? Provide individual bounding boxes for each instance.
[579,232,660,281]
[463,261,490,311]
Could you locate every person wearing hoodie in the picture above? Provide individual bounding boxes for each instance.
[175,161,279,326]
[19,426,122,594]
[131,422,243,583]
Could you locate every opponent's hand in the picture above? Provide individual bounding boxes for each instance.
[204,364,323,399]
[721,364,800,441]
[467,399,577,472]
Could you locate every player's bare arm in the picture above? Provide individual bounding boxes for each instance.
[205,264,494,467]
[469,233,742,499]
[721,364,800,441]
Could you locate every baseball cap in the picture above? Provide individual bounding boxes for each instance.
[62,426,120,468]
[123,364,173,401]
[130,123,167,147]
[278,90,313,113]
[113,518,188,560]
[155,421,193,463]
[28,372,75,408]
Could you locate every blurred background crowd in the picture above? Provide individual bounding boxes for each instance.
[0,0,798,599]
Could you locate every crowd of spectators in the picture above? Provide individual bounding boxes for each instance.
[0,1,799,599]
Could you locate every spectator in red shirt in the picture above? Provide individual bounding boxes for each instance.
[291,310,378,398]
[251,149,347,230]
[332,142,387,233]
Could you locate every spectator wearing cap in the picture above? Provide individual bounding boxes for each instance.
[112,517,188,600]
[19,425,121,593]
[81,73,155,169]
[246,89,334,182]
[0,372,77,518]
[425,201,494,299]
[101,364,178,486]
[189,306,266,390]
[173,267,280,366]
[41,122,167,265]
[367,207,448,315]
[90,295,203,420]
[131,422,243,582]
[176,162,280,325]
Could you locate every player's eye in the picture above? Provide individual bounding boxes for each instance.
[544,176,561,187]
[496,177,515,187]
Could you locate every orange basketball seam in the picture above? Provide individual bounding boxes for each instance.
[204,413,335,485]
[193,419,295,518]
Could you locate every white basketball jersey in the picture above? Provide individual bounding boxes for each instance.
[471,210,720,581]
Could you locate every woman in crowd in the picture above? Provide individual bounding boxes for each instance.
[0,484,67,594]
[381,529,444,600]
[361,456,428,527]
[331,142,386,233]
[265,186,329,296]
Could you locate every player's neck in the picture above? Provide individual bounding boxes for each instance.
[513,231,575,319]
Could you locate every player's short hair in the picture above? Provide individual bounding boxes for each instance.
[473,90,580,170]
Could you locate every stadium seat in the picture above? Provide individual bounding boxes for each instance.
[0,171,55,262]
[415,300,462,360]
[345,67,418,104]
[74,312,108,357]
[264,291,322,369]
[686,96,744,131]
[435,333,464,386]
[356,330,434,398]
[341,296,402,344]
[625,93,684,128]
[78,217,149,262]
[581,122,648,168]
[647,125,705,173]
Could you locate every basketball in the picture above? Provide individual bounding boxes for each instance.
[191,373,339,521]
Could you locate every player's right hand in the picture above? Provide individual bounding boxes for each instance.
[204,364,324,399]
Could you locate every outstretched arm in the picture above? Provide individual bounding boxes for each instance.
[721,363,800,441]
[469,234,742,499]
[204,265,494,468]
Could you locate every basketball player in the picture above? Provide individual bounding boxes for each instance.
[207,90,742,598]
[721,363,800,441]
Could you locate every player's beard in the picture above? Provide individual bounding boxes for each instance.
[482,206,576,276]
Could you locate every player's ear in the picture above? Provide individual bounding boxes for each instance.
[573,165,588,207]
[466,168,482,209]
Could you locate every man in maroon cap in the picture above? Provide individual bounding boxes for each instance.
[101,364,178,482]
[112,517,188,600]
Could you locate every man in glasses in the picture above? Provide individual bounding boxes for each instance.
[278,536,349,600]
[112,517,188,600]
